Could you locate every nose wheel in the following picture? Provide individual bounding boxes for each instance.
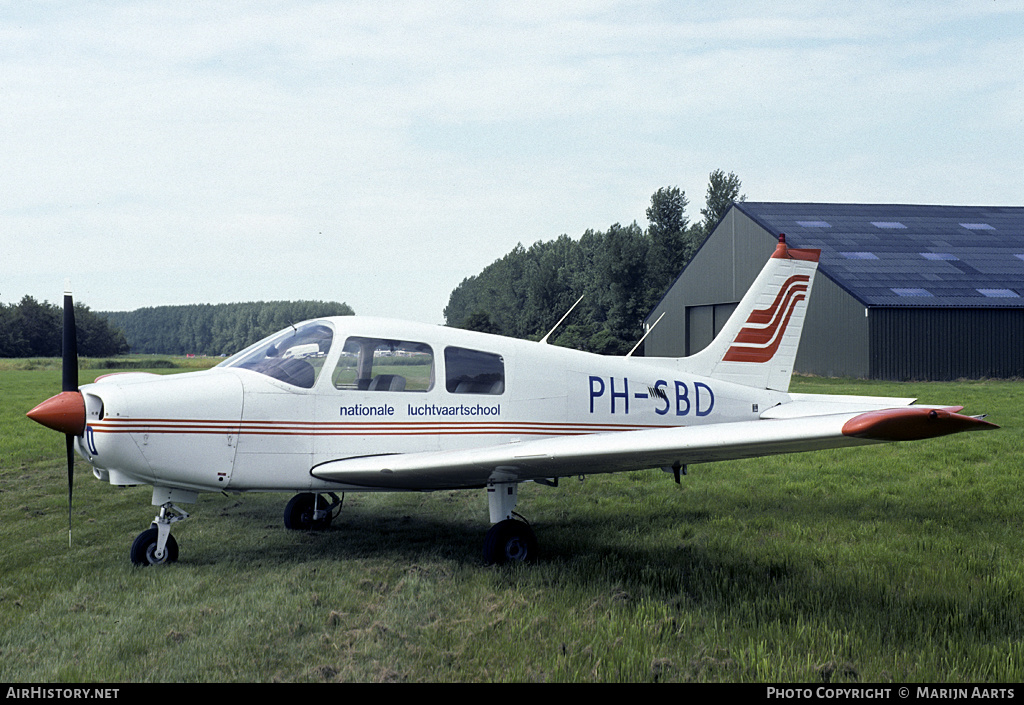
[130,527,179,566]
[130,502,188,566]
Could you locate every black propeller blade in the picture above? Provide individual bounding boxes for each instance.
[63,289,78,546]
[63,289,79,392]
[25,288,87,548]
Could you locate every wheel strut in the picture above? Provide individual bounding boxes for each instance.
[152,502,189,560]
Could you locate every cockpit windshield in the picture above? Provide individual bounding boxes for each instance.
[219,321,334,389]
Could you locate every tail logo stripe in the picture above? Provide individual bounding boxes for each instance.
[732,284,808,345]
[723,274,810,363]
[743,275,809,325]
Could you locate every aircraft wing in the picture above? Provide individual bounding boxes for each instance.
[310,406,996,491]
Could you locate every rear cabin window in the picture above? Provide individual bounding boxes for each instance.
[445,347,505,395]
[333,337,434,391]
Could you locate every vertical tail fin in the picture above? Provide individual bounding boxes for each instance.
[684,235,820,391]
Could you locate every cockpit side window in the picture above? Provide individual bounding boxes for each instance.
[333,337,434,392]
[444,347,505,394]
[222,322,334,389]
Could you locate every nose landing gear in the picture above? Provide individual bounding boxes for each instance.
[130,502,189,566]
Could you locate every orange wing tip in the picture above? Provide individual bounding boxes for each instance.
[842,407,998,442]
[26,391,86,436]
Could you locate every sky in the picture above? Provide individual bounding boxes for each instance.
[3,1,1022,326]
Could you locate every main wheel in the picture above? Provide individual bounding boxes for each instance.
[130,527,179,566]
[483,519,538,565]
[283,493,332,531]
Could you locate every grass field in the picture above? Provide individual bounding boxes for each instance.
[1,361,1021,683]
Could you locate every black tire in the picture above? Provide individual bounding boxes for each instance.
[130,527,179,566]
[483,519,538,565]
[283,493,332,531]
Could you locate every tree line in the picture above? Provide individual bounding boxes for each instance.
[0,296,130,358]
[444,170,745,355]
[101,301,355,356]
[0,298,354,358]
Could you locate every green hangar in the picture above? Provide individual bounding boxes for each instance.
[644,202,1024,380]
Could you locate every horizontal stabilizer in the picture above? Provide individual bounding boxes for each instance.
[760,393,920,419]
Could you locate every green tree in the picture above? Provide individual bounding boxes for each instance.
[645,186,692,312]
[444,172,746,355]
[13,296,61,356]
[596,222,649,353]
[461,311,500,334]
[699,169,745,237]
[0,296,129,357]
[647,186,688,235]
[0,303,28,356]
[74,302,130,356]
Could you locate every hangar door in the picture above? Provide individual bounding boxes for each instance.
[686,303,738,356]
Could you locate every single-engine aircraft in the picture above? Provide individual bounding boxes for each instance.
[28,236,997,565]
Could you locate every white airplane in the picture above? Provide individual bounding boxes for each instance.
[27,236,997,566]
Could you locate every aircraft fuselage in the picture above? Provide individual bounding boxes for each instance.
[78,316,788,495]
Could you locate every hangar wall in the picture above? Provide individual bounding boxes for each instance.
[801,274,870,378]
[870,308,1024,380]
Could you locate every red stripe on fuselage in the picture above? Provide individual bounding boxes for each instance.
[88,419,676,437]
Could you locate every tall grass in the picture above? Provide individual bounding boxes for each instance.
[1,366,1020,682]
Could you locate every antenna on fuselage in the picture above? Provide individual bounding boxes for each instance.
[625,312,665,357]
[539,294,584,345]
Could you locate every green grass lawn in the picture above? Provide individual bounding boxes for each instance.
[1,364,1020,682]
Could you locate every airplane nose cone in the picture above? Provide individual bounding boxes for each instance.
[27,391,86,436]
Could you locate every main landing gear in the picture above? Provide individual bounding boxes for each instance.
[283,484,537,564]
[483,479,537,565]
[283,492,343,531]
[483,518,537,564]
[277,482,540,564]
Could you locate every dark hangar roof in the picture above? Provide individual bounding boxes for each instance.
[734,202,1024,308]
